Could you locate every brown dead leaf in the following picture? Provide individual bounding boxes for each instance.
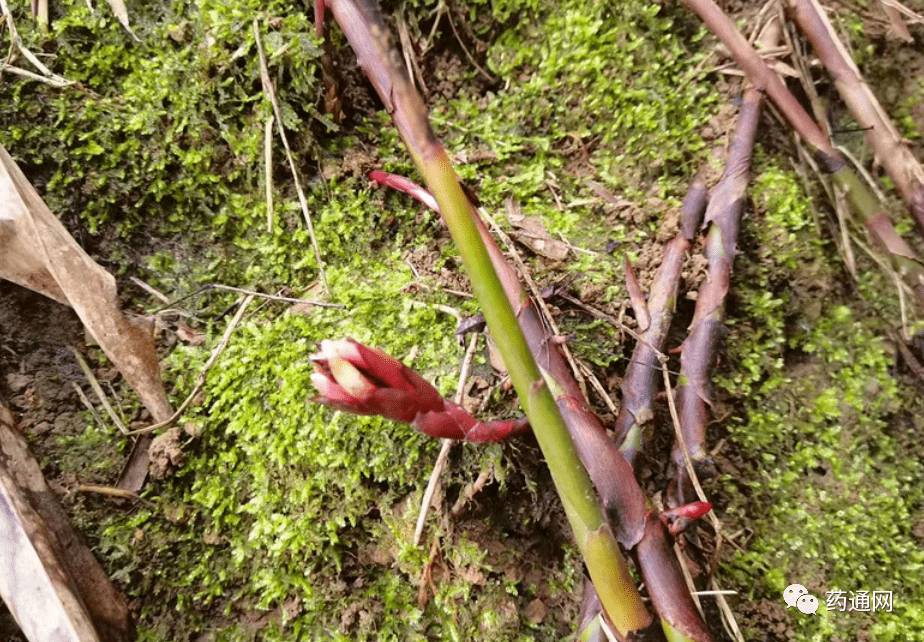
[486,335,508,374]
[1,400,134,642]
[881,1,914,42]
[0,145,173,491]
[462,376,489,413]
[586,179,633,209]
[525,598,547,624]
[175,324,206,346]
[505,198,569,261]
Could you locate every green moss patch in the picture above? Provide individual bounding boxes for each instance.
[8,0,924,640]
[718,162,924,641]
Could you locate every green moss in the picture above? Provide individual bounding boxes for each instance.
[14,0,924,639]
[719,161,924,641]
[3,0,324,249]
[63,1,721,635]
[893,77,924,142]
[87,248,579,640]
[430,0,715,249]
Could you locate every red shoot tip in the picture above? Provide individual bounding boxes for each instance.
[660,501,713,537]
[309,338,528,442]
[368,170,440,213]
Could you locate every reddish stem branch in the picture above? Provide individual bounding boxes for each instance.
[683,0,924,308]
[670,88,763,508]
[370,166,714,640]
[786,0,924,239]
[323,2,713,637]
[616,182,708,469]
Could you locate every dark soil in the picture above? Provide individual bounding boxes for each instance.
[0,283,88,462]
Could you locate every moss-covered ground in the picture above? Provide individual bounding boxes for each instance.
[2,0,924,640]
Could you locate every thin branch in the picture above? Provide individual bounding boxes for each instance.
[129,276,172,304]
[396,3,428,94]
[445,2,494,83]
[153,283,344,313]
[71,382,105,428]
[264,113,275,233]
[683,0,924,307]
[74,484,151,504]
[879,0,924,25]
[70,347,129,435]
[0,0,73,87]
[128,295,255,435]
[788,0,924,237]
[0,63,72,86]
[413,332,479,545]
[662,361,713,524]
[253,19,328,293]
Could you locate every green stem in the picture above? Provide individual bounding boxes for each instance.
[415,58,652,642]
[322,0,652,634]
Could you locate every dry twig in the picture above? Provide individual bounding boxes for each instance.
[253,19,328,293]
[1,0,73,87]
[264,113,275,233]
[74,484,150,504]
[787,0,924,239]
[413,332,480,546]
[71,382,105,428]
[684,0,924,308]
[71,347,129,435]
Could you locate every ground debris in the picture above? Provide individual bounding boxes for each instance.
[148,427,184,480]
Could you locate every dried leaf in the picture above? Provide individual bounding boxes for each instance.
[624,258,651,332]
[455,313,486,337]
[118,436,153,494]
[505,198,569,261]
[0,145,172,433]
[586,179,633,209]
[1,402,133,642]
[176,323,206,346]
[881,1,914,41]
[106,0,140,41]
[485,335,508,374]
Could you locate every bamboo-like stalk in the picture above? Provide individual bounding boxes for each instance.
[683,0,924,308]
[577,584,606,642]
[670,88,763,508]
[616,182,708,469]
[373,168,719,640]
[319,0,657,637]
[786,0,924,239]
